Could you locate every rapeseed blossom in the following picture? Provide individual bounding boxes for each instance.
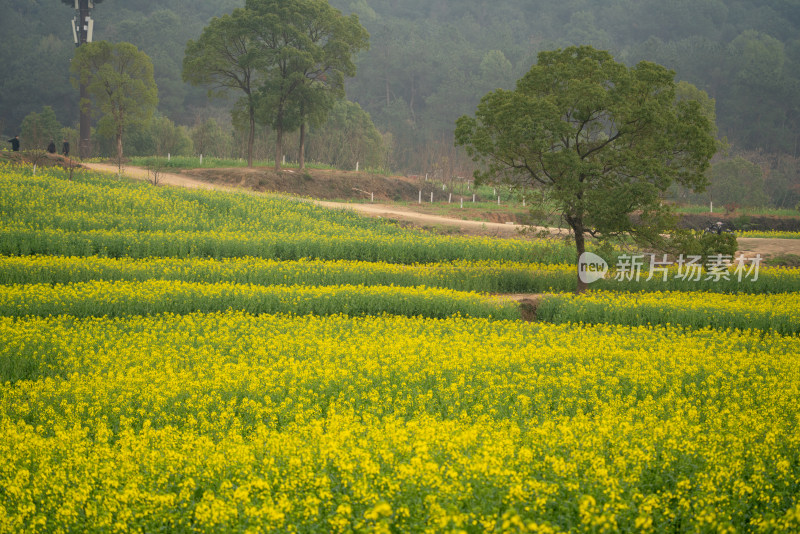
[1,162,799,533]
[0,165,572,264]
[537,290,800,334]
[2,313,799,532]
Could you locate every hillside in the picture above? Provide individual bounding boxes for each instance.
[2,0,799,173]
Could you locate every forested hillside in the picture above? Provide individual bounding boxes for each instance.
[1,0,798,186]
[328,0,800,170]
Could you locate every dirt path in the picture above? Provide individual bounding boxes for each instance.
[83,163,800,257]
[84,163,241,192]
[84,163,561,238]
[314,200,569,237]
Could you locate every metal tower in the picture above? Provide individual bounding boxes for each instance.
[64,0,103,158]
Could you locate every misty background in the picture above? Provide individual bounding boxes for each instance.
[1,0,798,207]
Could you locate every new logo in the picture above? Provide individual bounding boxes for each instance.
[578,252,608,284]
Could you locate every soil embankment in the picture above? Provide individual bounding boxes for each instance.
[74,162,800,258]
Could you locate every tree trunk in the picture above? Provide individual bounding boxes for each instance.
[116,130,123,174]
[78,0,92,159]
[247,104,255,168]
[298,122,306,170]
[572,221,588,294]
[274,126,283,171]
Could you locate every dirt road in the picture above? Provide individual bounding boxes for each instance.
[83,163,800,257]
[84,163,555,238]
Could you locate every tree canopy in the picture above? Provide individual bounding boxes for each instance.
[1,0,798,195]
[182,0,368,170]
[183,8,259,166]
[456,46,718,292]
[20,106,63,151]
[71,41,158,165]
[246,0,369,170]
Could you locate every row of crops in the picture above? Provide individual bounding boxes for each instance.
[0,166,571,264]
[1,163,799,532]
[3,313,799,532]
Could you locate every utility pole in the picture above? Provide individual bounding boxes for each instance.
[68,0,99,159]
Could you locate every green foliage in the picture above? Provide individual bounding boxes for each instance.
[666,229,738,265]
[303,100,386,169]
[456,46,718,290]
[189,119,233,159]
[183,7,260,166]
[149,116,193,157]
[708,157,769,208]
[70,41,159,162]
[97,115,193,158]
[3,0,800,182]
[246,0,370,170]
[20,107,63,151]
[765,154,800,209]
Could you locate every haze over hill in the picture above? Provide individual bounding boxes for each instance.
[1,1,798,182]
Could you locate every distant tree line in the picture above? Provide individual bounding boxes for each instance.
[0,0,798,206]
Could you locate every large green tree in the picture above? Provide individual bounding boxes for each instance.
[183,8,259,167]
[455,46,718,292]
[70,41,158,164]
[246,0,369,170]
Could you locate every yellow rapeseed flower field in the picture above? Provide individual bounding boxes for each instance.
[0,164,573,264]
[2,313,799,532]
[1,163,799,533]
[537,290,800,334]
